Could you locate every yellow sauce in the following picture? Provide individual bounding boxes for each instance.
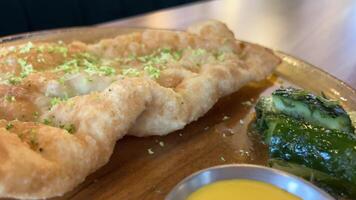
[187,179,300,200]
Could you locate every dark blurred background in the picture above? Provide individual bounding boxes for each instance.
[0,0,201,37]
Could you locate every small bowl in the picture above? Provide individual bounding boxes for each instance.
[166,164,334,200]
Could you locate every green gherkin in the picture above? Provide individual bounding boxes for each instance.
[255,87,356,198]
[264,115,356,183]
[272,87,354,134]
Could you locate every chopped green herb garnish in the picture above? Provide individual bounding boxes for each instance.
[126,54,136,62]
[83,59,116,76]
[46,45,55,53]
[160,47,171,53]
[19,42,34,53]
[17,58,27,67]
[29,129,39,150]
[78,52,97,62]
[86,77,93,82]
[83,59,97,75]
[98,66,116,76]
[122,68,140,77]
[55,46,68,57]
[33,111,39,119]
[137,48,180,66]
[7,75,22,85]
[54,59,79,74]
[50,97,62,107]
[43,118,52,125]
[50,96,68,108]
[37,45,45,53]
[17,58,34,78]
[66,99,75,108]
[137,56,148,62]
[158,49,172,64]
[4,95,16,102]
[173,50,182,61]
[6,123,14,130]
[192,48,207,57]
[144,64,160,79]
[42,44,68,56]
[216,52,225,61]
[58,76,66,84]
[37,43,68,56]
[63,124,76,134]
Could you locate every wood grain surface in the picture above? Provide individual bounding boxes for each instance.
[101,0,356,89]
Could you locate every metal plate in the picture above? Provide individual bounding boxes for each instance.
[165,164,334,200]
[1,27,355,200]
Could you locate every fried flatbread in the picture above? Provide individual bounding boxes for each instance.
[0,20,280,199]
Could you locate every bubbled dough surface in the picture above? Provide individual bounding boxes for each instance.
[0,20,280,199]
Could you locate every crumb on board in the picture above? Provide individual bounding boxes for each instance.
[154,189,163,194]
[241,100,253,107]
[222,115,230,121]
[178,133,183,137]
[220,156,226,162]
[239,119,244,125]
[238,149,250,156]
[159,141,165,147]
[147,148,154,155]
[340,96,347,102]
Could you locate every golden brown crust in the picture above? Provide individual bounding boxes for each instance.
[0,78,151,198]
[0,20,280,199]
